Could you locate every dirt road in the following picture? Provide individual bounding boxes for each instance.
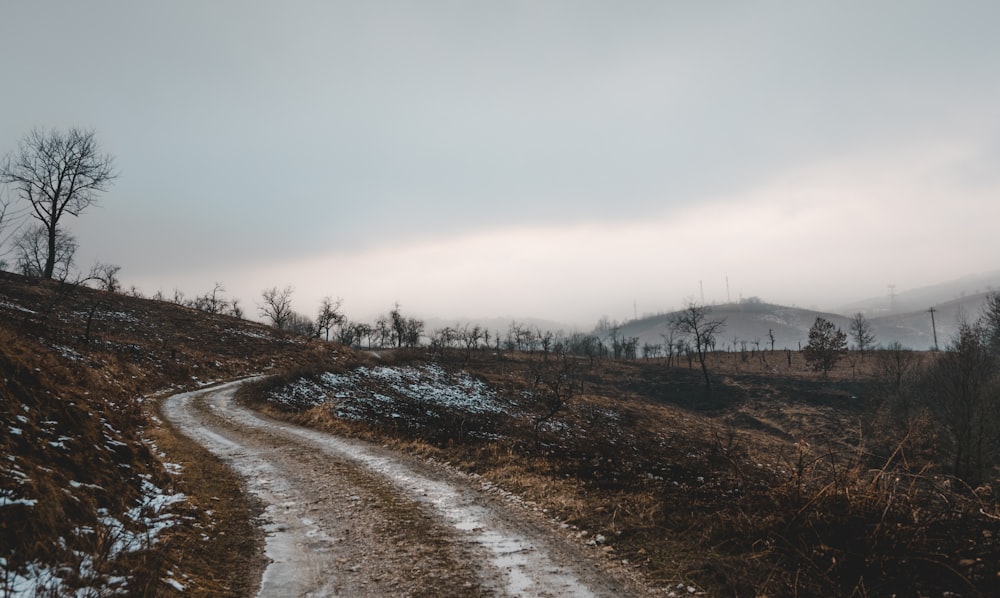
[162,381,650,597]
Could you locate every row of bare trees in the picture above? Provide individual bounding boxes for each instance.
[254,288,426,349]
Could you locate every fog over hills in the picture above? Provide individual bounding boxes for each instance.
[425,272,999,351]
[835,270,1000,317]
[606,272,1000,351]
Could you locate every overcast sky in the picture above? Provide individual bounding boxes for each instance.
[2,1,999,327]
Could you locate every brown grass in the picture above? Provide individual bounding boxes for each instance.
[242,347,1000,596]
[0,272,316,594]
[4,270,997,597]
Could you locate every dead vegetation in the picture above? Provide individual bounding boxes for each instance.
[0,271,317,595]
[242,347,1000,596]
[3,270,999,596]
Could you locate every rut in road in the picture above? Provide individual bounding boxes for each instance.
[163,381,648,597]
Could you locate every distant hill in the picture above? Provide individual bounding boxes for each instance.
[868,291,995,350]
[613,294,998,351]
[614,301,851,352]
[836,270,1000,316]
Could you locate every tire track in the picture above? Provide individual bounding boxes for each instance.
[163,381,646,597]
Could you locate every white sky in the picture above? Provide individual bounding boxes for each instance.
[2,1,999,327]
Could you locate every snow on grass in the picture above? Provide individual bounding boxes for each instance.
[49,344,83,361]
[94,476,187,557]
[358,364,506,414]
[0,496,37,507]
[0,475,186,596]
[269,363,508,416]
[0,300,35,314]
[267,364,513,430]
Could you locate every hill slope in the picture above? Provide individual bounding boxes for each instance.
[615,295,996,351]
[0,272,326,595]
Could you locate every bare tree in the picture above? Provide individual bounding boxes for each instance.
[386,303,424,347]
[374,314,392,348]
[873,341,920,417]
[316,296,344,341]
[259,285,295,330]
[459,323,483,361]
[526,354,579,446]
[0,187,25,270]
[390,302,407,348]
[89,262,121,293]
[670,302,726,390]
[403,316,424,347]
[15,224,76,280]
[285,311,316,337]
[849,312,877,359]
[1,128,117,279]
[431,326,459,356]
[661,331,676,367]
[229,298,244,319]
[353,322,374,348]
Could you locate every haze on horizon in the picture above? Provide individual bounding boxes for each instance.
[2,2,999,328]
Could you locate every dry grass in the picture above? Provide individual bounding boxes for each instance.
[4,270,997,596]
[242,347,1000,596]
[0,272,315,595]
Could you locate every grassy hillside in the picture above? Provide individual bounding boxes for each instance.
[0,272,328,595]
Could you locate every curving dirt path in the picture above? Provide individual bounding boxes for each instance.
[162,381,650,597]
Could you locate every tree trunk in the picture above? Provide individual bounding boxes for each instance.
[697,349,711,391]
[44,223,57,279]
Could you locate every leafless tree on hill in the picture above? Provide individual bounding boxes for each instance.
[285,311,315,337]
[642,342,662,359]
[15,224,76,280]
[527,354,579,446]
[89,262,121,293]
[849,312,877,359]
[669,302,726,391]
[1,128,117,279]
[459,323,483,361]
[316,296,344,341]
[660,331,676,367]
[387,303,424,347]
[0,187,26,269]
[259,285,295,330]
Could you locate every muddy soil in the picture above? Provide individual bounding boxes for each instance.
[162,381,650,597]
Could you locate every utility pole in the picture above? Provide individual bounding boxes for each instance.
[928,307,939,351]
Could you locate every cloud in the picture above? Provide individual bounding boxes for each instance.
[123,135,999,328]
[5,2,999,327]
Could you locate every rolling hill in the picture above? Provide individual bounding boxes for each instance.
[613,291,997,352]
